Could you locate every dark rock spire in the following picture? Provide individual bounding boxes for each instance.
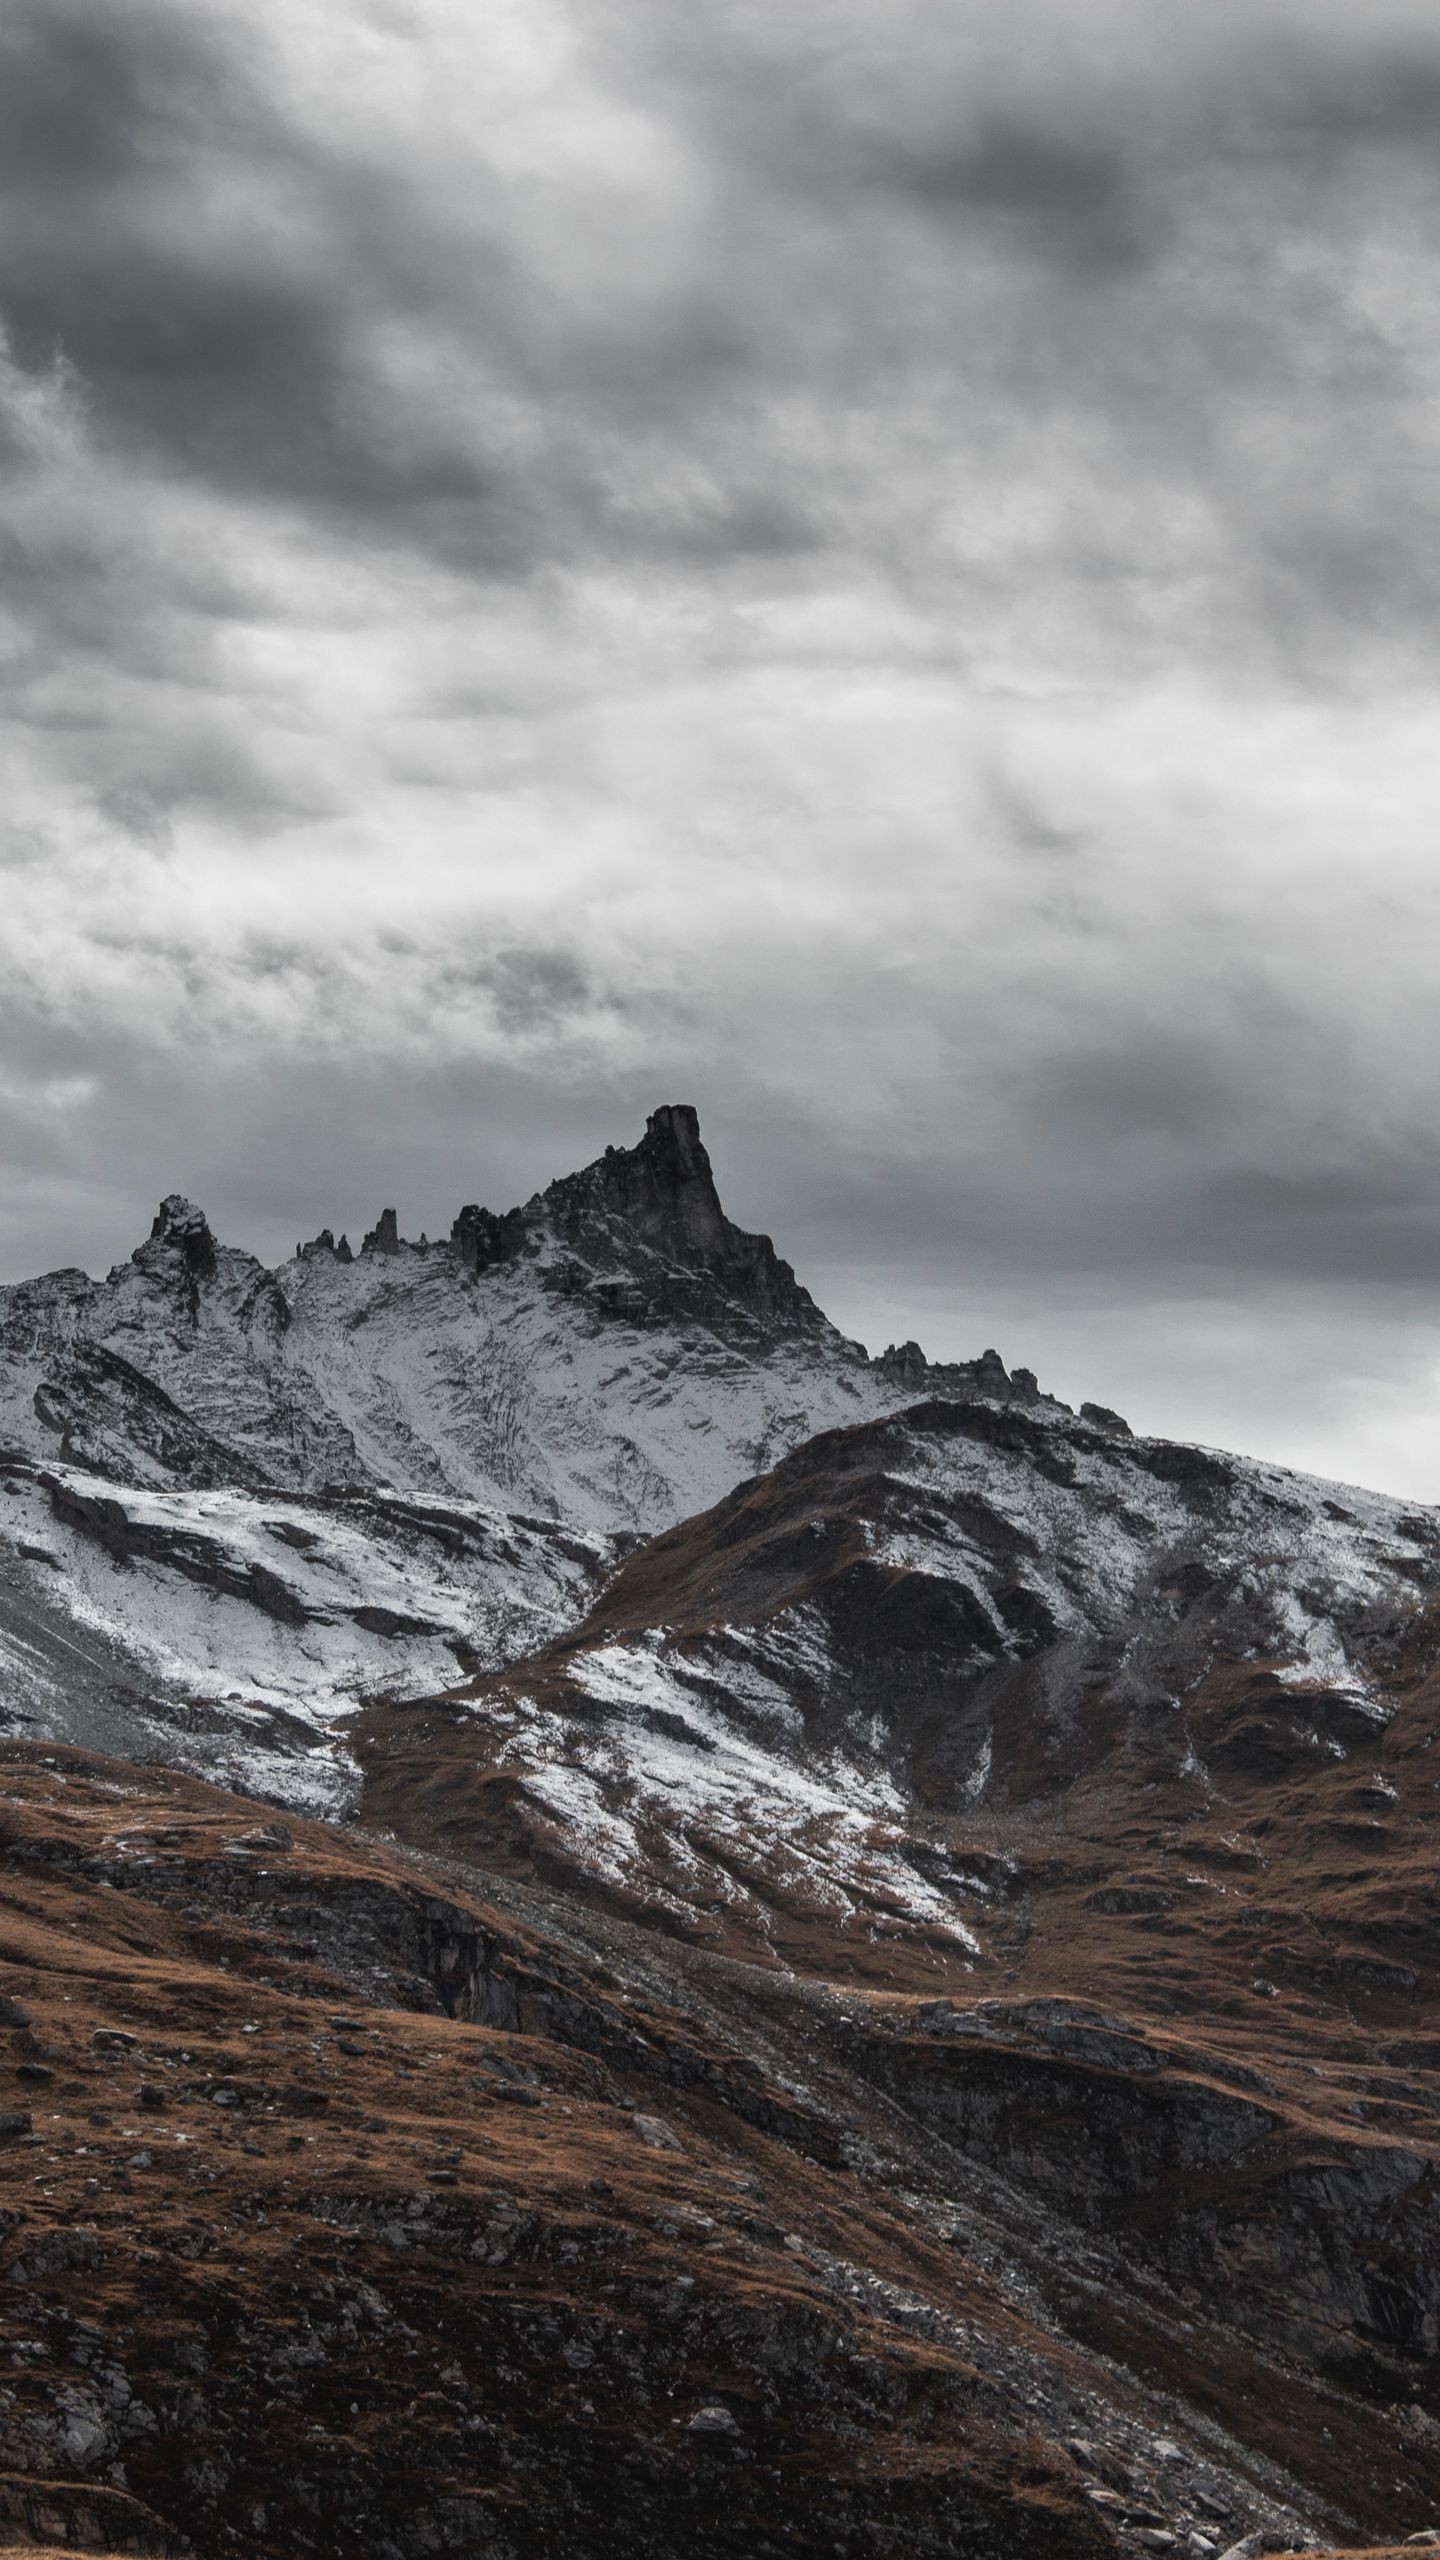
[593,1104,731,1259]
[138,1195,216,1282]
[451,1201,528,1275]
[538,1104,826,1335]
[362,1209,401,1257]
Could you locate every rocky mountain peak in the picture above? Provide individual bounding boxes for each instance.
[147,1192,211,1242]
[362,1207,401,1257]
[536,1103,829,1336]
[297,1226,354,1264]
[138,1194,216,1280]
[448,1105,831,1336]
[1,1108,1073,1529]
[593,1103,729,1258]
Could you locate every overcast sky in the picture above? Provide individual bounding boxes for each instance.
[5,0,1440,1495]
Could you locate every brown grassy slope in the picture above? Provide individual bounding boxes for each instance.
[0,1740,1182,2560]
[2,1740,1434,2551]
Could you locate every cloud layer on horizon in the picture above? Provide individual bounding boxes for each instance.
[6,0,1440,1493]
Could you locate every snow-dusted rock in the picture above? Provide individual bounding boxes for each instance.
[0,1108,1053,1529]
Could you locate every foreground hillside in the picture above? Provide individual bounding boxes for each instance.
[0,1742,1436,2560]
[344,1393,1440,2547]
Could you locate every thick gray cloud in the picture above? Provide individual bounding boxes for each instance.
[4,0,1440,1495]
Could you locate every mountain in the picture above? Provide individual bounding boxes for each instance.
[0,1105,1044,1520]
[0,1106,1054,1796]
[3,1107,1440,2560]
[353,1392,1440,2487]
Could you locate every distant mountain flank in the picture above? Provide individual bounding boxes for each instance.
[359,1388,1440,1973]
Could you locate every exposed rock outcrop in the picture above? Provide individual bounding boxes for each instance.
[361,1207,401,1257]
[877,1339,1047,1407]
[535,1104,835,1336]
[450,1200,528,1274]
[140,1193,216,1282]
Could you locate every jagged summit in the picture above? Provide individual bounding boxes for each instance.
[148,1192,211,1244]
[583,1102,733,1255]
[0,1106,1071,1533]
[535,1103,827,1333]
[290,1105,829,1338]
[135,1106,1054,1405]
[140,1193,216,1278]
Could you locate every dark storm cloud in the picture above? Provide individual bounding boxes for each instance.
[0,10,1416,529]
[1245,42,1440,160]
[864,123,1147,270]
[576,3,1440,660]
[0,2,490,525]
[0,0,224,189]
[5,0,1440,1492]
[5,0,1440,649]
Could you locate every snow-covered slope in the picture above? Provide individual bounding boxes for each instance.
[0,1452,617,1807]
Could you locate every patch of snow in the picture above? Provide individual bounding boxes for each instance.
[0,1464,612,1725]
[488,1636,980,1949]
